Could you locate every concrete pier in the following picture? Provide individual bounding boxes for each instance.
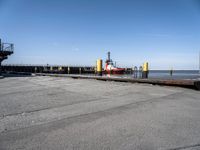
[0,76,200,150]
[36,73,200,90]
[0,39,14,75]
[1,65,95,74]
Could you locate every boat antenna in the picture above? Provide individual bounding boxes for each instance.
[108,51,110,61]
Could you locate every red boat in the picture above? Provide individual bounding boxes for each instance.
[104,52,125,74]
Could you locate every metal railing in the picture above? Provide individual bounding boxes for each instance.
[0,38,14,52]
[0,43,14,52]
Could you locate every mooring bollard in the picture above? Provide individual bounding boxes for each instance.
[50,66,53,73]
[133,66,138,78]
[170,68,173,76]
[68,66,70,74]
[79,67,81,74]
[96,59,102,76]
[139,66,143,78]
[142,62,149,78]
[58,66,62,71]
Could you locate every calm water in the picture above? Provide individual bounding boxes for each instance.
[106,70,200,80]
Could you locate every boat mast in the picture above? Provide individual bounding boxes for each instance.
[107,51,110,62]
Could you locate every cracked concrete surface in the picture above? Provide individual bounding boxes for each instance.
[0,76,200,150]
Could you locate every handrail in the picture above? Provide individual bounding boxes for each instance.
[1,43,14,52]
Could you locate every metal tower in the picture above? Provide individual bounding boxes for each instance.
[0,39,14,75]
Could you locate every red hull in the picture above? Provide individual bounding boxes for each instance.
[104,52,125,75]
[105,68,125,74]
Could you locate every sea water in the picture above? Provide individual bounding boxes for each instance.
[106,70,200,80]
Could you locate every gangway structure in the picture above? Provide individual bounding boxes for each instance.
[0,39,14,75]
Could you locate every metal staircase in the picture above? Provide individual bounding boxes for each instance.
[0,39,14,75]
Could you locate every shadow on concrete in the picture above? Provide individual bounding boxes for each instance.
[0,72,33,78]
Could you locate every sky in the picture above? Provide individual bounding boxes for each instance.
[0,0,200,70]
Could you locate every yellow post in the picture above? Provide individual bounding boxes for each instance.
[143,62,148,72]
[96,59,102,76]
[142,62,149,78]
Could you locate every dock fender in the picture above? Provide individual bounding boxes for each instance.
[194,81,200,90]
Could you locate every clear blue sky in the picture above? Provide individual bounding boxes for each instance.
[0,0,200,69]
